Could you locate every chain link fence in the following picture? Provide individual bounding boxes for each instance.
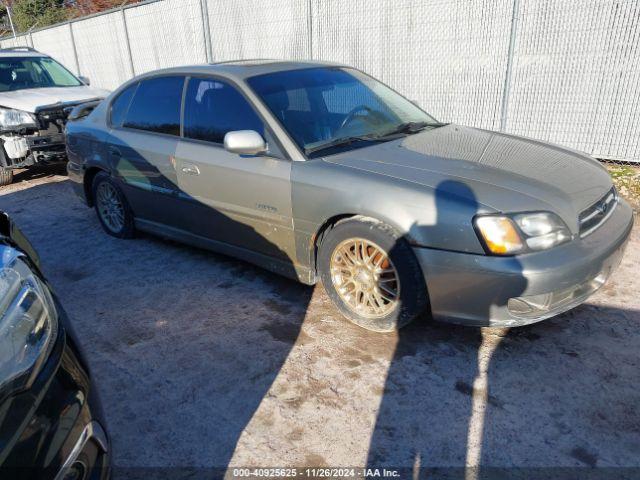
[1,0,639,202]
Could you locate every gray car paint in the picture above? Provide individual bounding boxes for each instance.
[66,60,633,326]
[324,124,612,231]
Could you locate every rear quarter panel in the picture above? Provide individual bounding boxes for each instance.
[66,102,110,166]
[65,102,111,198]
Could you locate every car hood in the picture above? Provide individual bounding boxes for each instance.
[324,124,613,232]
[0,86,110,113]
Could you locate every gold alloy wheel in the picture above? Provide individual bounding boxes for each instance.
[330,238,400,319]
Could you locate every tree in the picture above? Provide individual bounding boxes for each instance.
[0,2,16,37]
[11,0,67,32]
[0,0,140,35]
[70,1,134,17]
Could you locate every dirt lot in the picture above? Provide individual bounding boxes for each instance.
[1,168,639,477]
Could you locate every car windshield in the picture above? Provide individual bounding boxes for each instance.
[0,56,82,92]
[247,67,440,157]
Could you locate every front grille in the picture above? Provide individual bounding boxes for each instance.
[579,186,618,237]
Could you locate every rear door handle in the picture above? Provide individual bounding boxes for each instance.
[108,146,122,157]
[181,164,200,175]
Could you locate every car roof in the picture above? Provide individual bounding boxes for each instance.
[0,46,46,54]
[134,59,347,82]
[0,49,47,58]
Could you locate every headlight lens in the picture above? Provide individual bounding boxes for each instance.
[0,253,58,393]
[474,216,524,255]
[514,212,571,251]
[475,212,571,255]
[0,107,38,129]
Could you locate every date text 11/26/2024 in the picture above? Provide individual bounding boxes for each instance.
[232,468,401,478]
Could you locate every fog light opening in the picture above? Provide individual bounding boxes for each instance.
[63,460,87,480]
[507,270,610,320]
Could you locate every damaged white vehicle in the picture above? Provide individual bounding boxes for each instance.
[0,47,109,186]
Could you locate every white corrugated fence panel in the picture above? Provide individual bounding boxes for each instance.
[506,0,640,162]
[0,0,638,162]
[71,11,131,90]
[0,35,31,49]
[207,0,310,61]
[31,24,78,74]
[312,0,514,131]
[126,0,207,75]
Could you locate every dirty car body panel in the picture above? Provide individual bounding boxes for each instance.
[66,61,633,327]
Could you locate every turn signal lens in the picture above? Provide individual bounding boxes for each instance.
[475,216,524,255]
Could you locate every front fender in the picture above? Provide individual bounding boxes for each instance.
[291,159,489,270]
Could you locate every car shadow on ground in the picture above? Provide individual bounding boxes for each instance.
[367,302,640,478]
[2,178,639,479]
[1,178,313,478]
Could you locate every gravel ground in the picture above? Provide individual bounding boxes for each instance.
[1,168,639,477]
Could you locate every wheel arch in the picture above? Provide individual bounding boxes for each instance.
[311,213,401,276]
[313,211,432,330]
[83,166,108,207]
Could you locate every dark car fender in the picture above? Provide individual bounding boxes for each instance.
[66,113,113,205]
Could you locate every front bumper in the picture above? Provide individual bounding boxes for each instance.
[0,306,111,479]
[415,198,634,327]
[1,134,67,169]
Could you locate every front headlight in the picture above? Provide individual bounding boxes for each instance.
[0,252,58,394]
[475,212,571,255]
[0,107,38,130]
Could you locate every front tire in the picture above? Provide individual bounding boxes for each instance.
[318,217,429,332]
[0,168,13,186]
[92,171,135,238]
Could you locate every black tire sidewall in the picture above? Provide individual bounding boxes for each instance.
[0,168,13,186]
[318,218,429,332]
[92,172,135,239]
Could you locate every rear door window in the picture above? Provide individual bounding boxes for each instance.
[183,77,263,144]
[123,76,185,136]
[110,83,138,127]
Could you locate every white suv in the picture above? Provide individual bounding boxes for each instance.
[0,47,109,186]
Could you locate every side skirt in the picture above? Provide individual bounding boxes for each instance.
[134,218,316,285]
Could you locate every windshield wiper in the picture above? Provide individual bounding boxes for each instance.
[304,133,383,156]
[375,121,447,139]
[304,121,448,157]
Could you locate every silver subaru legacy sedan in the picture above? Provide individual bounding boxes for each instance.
[66,60,633,332]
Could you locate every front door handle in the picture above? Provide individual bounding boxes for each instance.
[181,164,200,175]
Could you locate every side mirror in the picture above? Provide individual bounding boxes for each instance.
[223,130,267,155]
[79,75,91,85]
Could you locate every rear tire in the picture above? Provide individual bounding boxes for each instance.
[318,217,429,332]
[0,168,13,186]
[92,171,135,238]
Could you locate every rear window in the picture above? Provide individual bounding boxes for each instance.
[110,83,137,127]
[123,76,184,136]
